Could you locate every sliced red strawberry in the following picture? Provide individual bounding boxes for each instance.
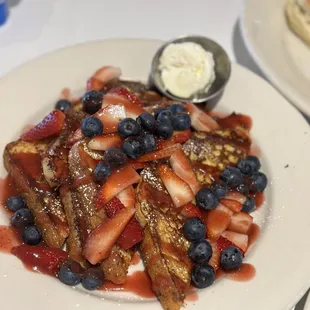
[79,147,98,171]
[204,210,231,239]
[137,143,182,162]
[220,199,243,213]
[66,128,84,147]
[88,133,122,151]
[116,186,136,208]
[215,203,234,216]
[156,129,192,150]
[228,212,253,234]
[109,87,143,107]
[216,235,235,253]
[225,191,247,204]
[158,164,194,208]
[169,148,201,194]
[96,165,140,208]
[186,103,219,132]
[221,231,248,253]
[12,245,68,276]
[21,110,65,141]
[104,197,124,218]
[94,104,126,134]
[208,240,220,270]
[87,66,122,91]
[117,217,144,250]
[130,161,148,170]
[181,202,203,220]
[83,207,135,264]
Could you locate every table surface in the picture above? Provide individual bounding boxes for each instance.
[0,0,307,309]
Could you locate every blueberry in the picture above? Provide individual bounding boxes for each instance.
[81,116,103,138]
[82,268,104,291]
[183,217,206,242]
[118,118,141,138]
[6,196,25,212]
[220,246,243,271]
[22,226,42,245]
[82,90,102,114]
[93,161,112,182]
[188,240,213,264]
[104,147,127,167]
[196,188,219,211]
[169,104,186,114]
[58,260,83,286]
[171,113,191,131]
[242,196,255,213]
[155,121,174,140]
[55,99,72,112]
[236,183,250,195]
[220,167,244,188]
[140,133,156,153]
[250,172,268,193]
[137,113,156,132]
[237,156,261,176]
[191,264,215,289]
[210,183,228,200]
[122,137,145,159]
[157,110,172,123]
[154,108,166,119]
[11,208,34,229]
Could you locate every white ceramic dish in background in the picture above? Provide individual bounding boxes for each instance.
[0,39,310,310]
[241,0,310,116]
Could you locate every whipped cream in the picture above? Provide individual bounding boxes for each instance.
[159,42,215,98]
[297,0,310,14]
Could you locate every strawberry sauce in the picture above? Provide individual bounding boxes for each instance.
[254,193,265,210]
[248,223,261,249]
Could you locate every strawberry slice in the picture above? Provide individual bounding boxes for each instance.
[204,210,231,239]
[216,235,245,256]
[21,110,65,141]
[186,103,219,132]
[221,231,248,253]
[104,197,124,218]
[130,161,147,170]
[12,245,68,276]
[209,240,220,270]
[79,147,98,171]
[117,186,136,208]
[169,148,201,194]
[96,165,140,208]
[83,207,135,264]
[109,87,143,107]
[156,129,192,150]
[87,66,122,91]
[137,143,182,162]
[224,191,246,205]
[181,202,203,220]
[158,164,195,208]
[88,133,122,151]
[94,104,126,134]
[215,203,234,216]
[66,128,84,147]
[220,199,243,213]
[228,212,253,234]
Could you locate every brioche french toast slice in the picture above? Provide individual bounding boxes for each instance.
[3,139,69,248]
[136,165,192,310]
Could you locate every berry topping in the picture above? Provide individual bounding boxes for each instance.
[171,113,191,131]
[55,99,72,112]
[118,118,141,138]
[188,240,213,264]
[220,167,244,188]
[6,196,25,212]
[242,196,256,213]
[58,260,83,286]
[93,161,112,182]
[104,147,127,167]
[123,137,145,159]
[228,212,253,234]
[157,109,173,123]
[221,231,248,252]
[237,156,261,176]
[81,116,103,138]
[22,226,42,245]
[140,133,156,153]
[136,113,156,132]
[191,264,215,289]
[220,246,243,271]
[183,217,206,242]
[205,209,231,239]
[250,172,268,193]
[137,143,182,162]
[11,208,34,229]
[170,104,186,114]
[82,90,103,114]
[154,108,166,119]
[88,133,122,151]
[82,268,105,290]
[21,110,65,142]
[236,183,250,195]
[155,121,174,140]
[108,87,143,107]
[181,203,203,220]
[210,182,228,199]
[196,188,219,210]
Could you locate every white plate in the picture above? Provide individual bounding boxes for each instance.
[241,0,310,116]
[0,39,310,310]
